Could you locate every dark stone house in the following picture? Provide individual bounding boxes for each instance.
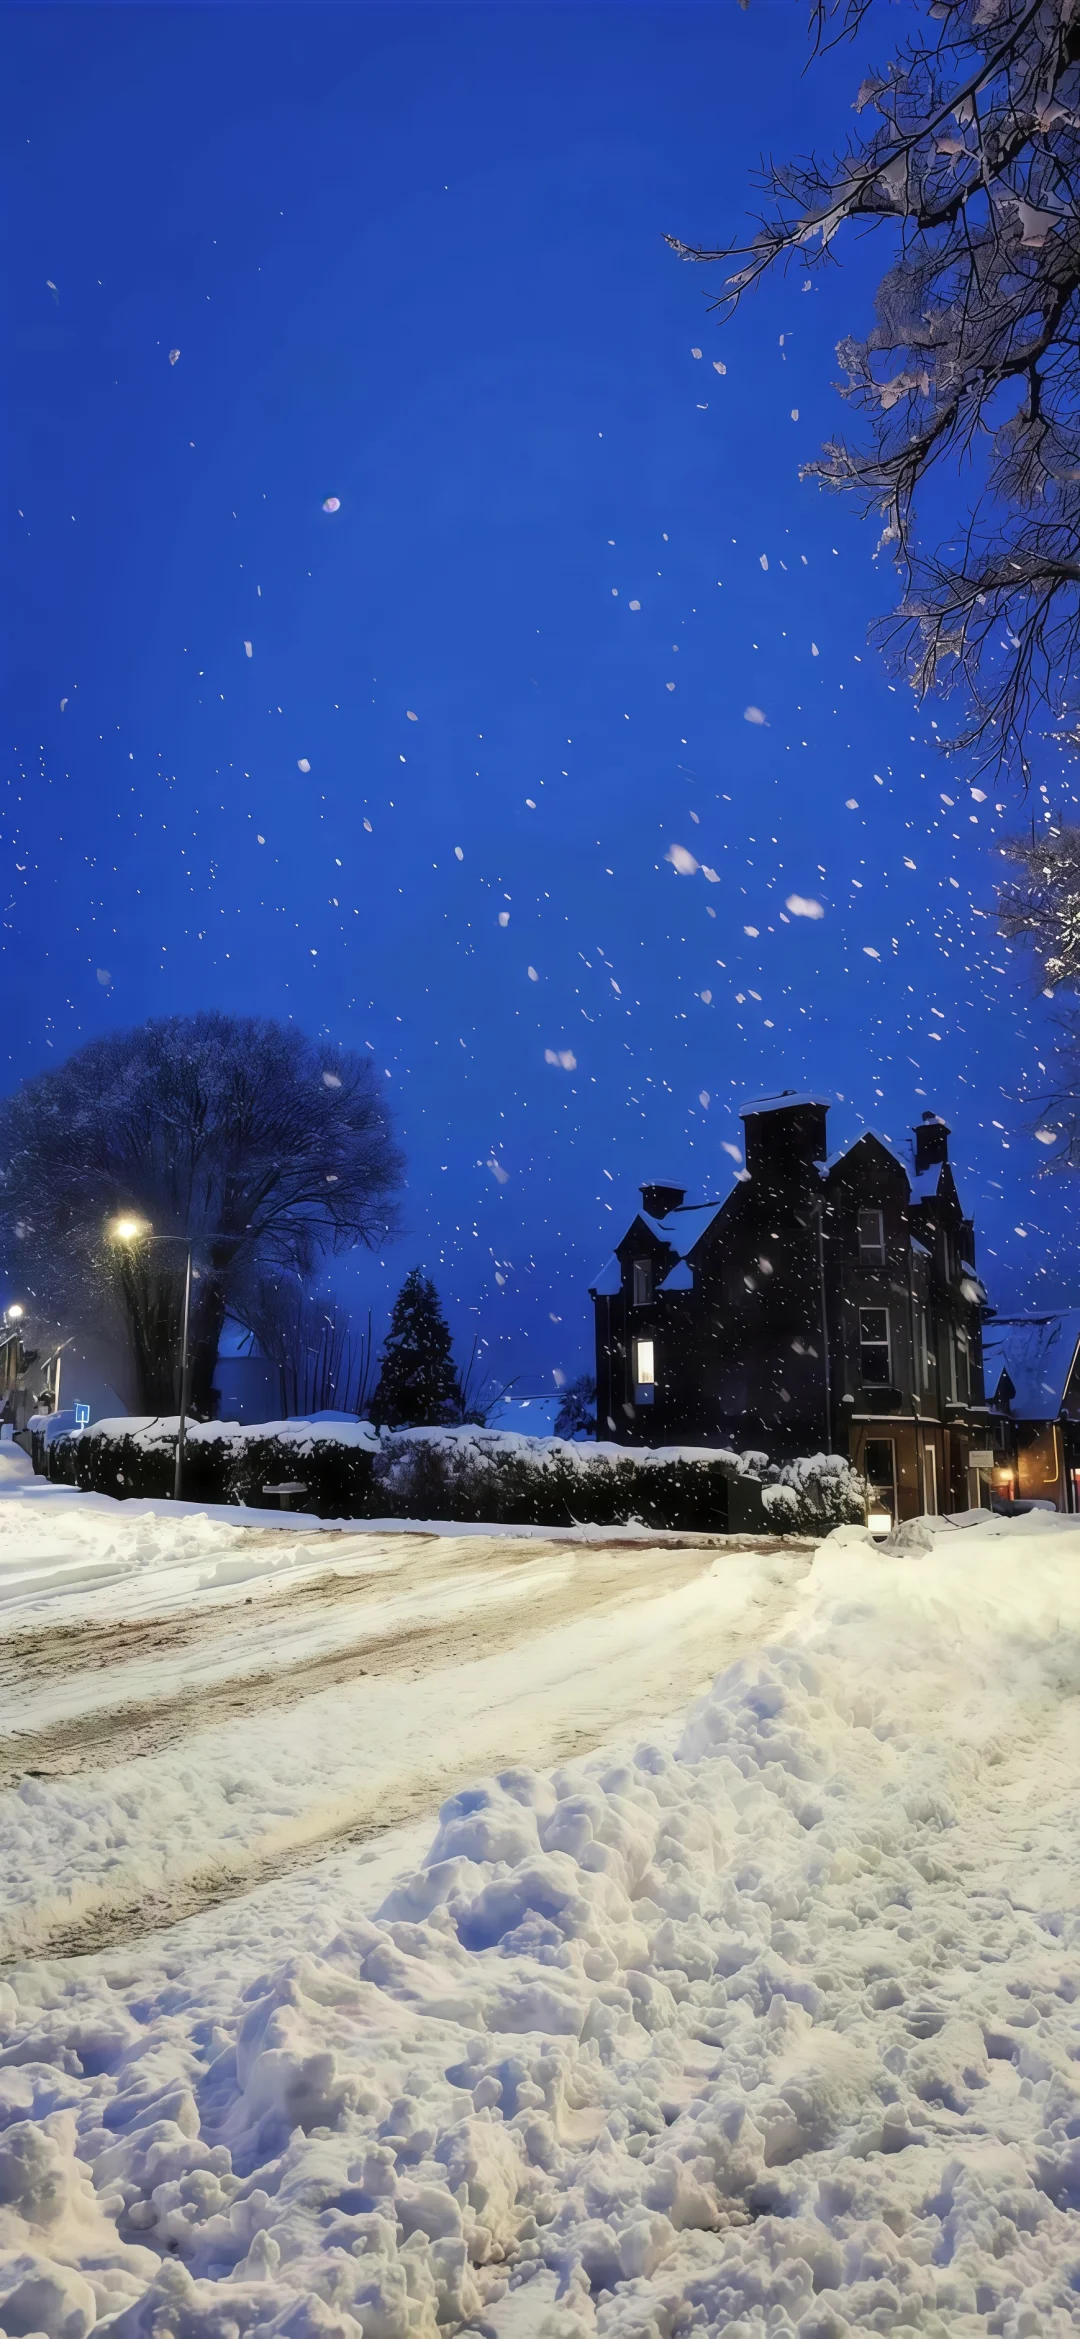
[590,1091,989,1519]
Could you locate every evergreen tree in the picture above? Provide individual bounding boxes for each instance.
[554,1374,597,1440]
[373,1267,460,1427]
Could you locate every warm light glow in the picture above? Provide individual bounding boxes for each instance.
[110,1215,150,1243]
[867,1507,893,1537]
[4,1304,24,1322]
[635,1338,655,1388]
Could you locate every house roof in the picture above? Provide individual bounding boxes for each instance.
[822,1128,908,1178]
[982,1310,1080,1419]
[658,1259,694,1293]
[588,1255,623,1297]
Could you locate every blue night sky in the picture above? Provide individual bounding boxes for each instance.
[8,0,1078,1397]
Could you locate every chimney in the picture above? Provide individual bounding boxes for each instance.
[739,1092,830,1185]
[640,1181,686,1220]
[913,1110,949,1176]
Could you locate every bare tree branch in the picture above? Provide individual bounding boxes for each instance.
[671,0,1080,782]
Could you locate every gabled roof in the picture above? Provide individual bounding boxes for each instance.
[822,1128,909,1179]
[982,1310,1080,1419]
[625,1201,724,1257]
[658,1259,694,1293]
[588,1255,623,1297]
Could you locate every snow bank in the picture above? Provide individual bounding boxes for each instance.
[4,1509,1080,2335]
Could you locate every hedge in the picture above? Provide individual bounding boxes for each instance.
[42,1417,866,1533]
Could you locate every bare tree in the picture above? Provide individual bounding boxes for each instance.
[0,1015,402,1415]
[670,0,1080,781]
[234,1275,379,1419]
[998,816,1080,983]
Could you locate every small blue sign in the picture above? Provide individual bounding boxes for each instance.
[74,1402,90,1427]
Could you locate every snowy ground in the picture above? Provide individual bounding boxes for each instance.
[2,1457,1080,2337]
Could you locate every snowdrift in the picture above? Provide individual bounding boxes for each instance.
[3,1510,1080,2335]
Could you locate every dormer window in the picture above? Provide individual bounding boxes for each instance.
[632,1257,653,1307]
[858,1207,885,1263]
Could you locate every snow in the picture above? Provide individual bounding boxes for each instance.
[3,1478,1080,2335]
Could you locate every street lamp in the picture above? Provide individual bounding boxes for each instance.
[107,1218,201,1501]
[3,1304,24,1324]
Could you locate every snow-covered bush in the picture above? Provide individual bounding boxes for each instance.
[46,1417,380,1519]
[375,1426,747,1528]
[43,1417,850,1530]
[762,1452,866,1532]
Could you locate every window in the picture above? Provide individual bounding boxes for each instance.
[859,1306,891,1385]
[915,1308,933,1394]
[953,1329,970,1402]
[858,1207,885,1263]
[631,1257,653,1307]
[923,1443,938,1514]
[634,1338,655,1404]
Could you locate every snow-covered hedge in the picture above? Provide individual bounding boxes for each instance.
[46,1416,380,1517]
[44,1416,866,1530]
[44,1418,763,1529]
[374,1425,751,1529]
[762,1452,867,1532]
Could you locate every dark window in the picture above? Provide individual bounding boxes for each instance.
[860,1306,891,1384]
[858,1207,885,1263]
[631,1257,653,1307]
[953,1330,970,1402]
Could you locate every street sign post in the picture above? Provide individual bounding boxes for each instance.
[73,1402,90,1427]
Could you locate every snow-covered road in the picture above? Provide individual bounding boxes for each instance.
[3,1461,1080,2338]
[0,1452,808,1961]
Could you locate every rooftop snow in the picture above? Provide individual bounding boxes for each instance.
[739,1090,831,1118]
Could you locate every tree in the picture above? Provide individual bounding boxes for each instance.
[372,1268,459,1427]
[0,1014,402,1416]
[998,818,1080,986]
[554,1373,597,1440]
[671,0,1080,781]
[996,817,1080,1160]
[233,1274,378,1420]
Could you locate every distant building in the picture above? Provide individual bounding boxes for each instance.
[983,1311,1080,1510]
[590,1092,989,1519]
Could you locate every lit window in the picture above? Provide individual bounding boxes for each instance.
[859,1306,890,1385]
[635,1338,655,1403]
[858,1207,885,1262]
[632,1257,653,1306]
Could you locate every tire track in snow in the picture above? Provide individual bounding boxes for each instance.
[0,1538,811,1963]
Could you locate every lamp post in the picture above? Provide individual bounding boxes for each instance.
[108,1218,230,1501]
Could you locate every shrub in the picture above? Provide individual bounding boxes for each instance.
[40,1417,843,1533]
[373,1429,746,1529]
[762,1453,866,1533]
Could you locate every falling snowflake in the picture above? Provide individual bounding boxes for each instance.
[322,496,340,512]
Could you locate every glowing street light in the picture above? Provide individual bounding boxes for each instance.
[109,1216,151,1245]
[3,1304,24,1323]
[106,1215,235,1501]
